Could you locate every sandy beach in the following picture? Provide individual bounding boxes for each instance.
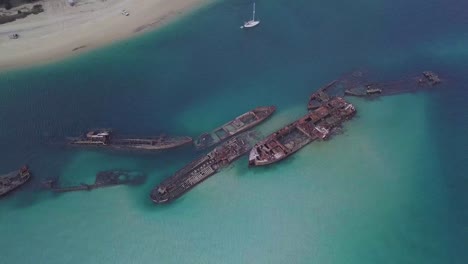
[0,0,209,71]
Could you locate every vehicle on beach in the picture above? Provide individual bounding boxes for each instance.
[8,33,19,39]
[121,10,130,16]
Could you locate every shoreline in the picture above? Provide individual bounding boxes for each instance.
[0,0,210,72]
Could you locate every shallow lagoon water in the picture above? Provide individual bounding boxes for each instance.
[0,0,467,263]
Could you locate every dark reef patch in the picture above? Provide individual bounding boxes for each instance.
[0,2,43,25]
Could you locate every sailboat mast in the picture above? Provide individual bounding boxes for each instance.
[253,2,256,21]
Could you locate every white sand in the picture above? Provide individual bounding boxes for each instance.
[0,0,209,71]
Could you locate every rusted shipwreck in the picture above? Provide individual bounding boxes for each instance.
[43,170,146,193]
[194,106,275,150]
[343,71,441,97]
[249,97,356,166]
[0,165,31,197]
[69,129,192,151]
[307,71,441,106]
[151,130,260,204]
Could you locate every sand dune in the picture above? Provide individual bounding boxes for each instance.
[0,0,208,71]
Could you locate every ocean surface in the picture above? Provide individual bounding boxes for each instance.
[0,0,467,263]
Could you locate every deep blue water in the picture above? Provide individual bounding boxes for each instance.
[0,0,466,263]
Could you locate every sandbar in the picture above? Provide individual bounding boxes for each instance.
[0,0,209,71]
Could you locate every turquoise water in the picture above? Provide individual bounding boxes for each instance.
[0,0,467,263]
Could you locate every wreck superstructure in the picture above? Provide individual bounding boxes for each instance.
[69,129,192,150]
[0,166,31,197]
[151,131,260,204]
[194,106,275,150]
[249,97,356,166]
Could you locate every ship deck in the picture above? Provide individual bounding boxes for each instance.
[0,169,31,196]
[194,106,275,150]
[250,97,355,166]
[69,131,192,150]
[152,131,260,204]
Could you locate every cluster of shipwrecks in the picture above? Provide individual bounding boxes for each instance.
[1,71,441,201]
[150,71,441,204]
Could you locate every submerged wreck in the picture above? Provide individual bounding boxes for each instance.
[343,71,441,97]
[249,97,356,166]
[68,129,192,151]
[308,71,441,105]
[43,170,146,193]
[151,130,260,204]
[194,106,275,150]
[0,166,31,197]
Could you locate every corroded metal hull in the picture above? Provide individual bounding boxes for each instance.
[0,166,31,197]
[194,106,275,150]
[151,131,260,204]
[249,97,356,166]
[340,71,441,98]
[43,170,146,193]
[110,136,193,150]
[68,129,192,150]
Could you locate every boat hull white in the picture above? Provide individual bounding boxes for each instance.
[242,20,260,28]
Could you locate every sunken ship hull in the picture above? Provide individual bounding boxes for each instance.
[69,129,192,150]
[151,131,260,204]
[0,166,31,197]
[43,170,146,193]
[194,106,275,150]
[343,71,441,98]
[249,97,356,166]
[109,136,192,150]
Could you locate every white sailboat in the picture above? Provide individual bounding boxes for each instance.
[241,2,260,29]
